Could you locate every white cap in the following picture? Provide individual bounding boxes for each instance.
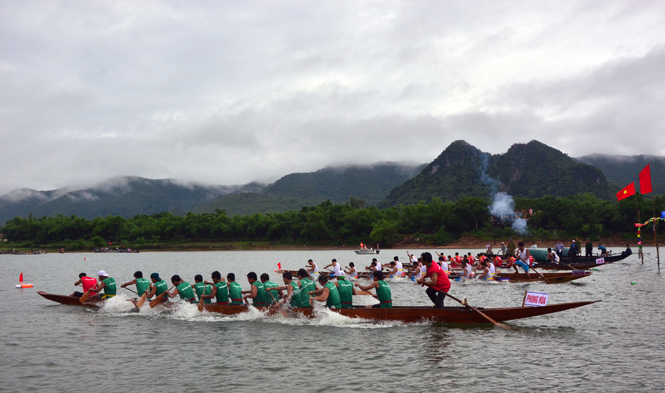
[97,270,108,277]
[335,271,345,277]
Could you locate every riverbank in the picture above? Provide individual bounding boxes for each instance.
[1,234,648,253]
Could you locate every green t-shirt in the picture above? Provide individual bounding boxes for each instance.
[177,282,196,302]
[214,281,229,304]
[299,278,315,308]
[135,278,151,296]
[324,282,341,309]
[228,282,243,305]
[263,280,279,304]
[288,281,300,308]
[154,280,168,298]
[194,282,212,304]
[376,280,392,308]
[251,281,267,307]
[102,277,117,296]
[336,277,353,308]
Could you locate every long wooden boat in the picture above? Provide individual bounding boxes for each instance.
[202,301,598,323]
[39,291,598,325]
[491,271,590,283]
[38,291,104,307]
[481,251,630,265]
[445,271,591,283]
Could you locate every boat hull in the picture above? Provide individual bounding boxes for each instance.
[38,291,104,307]
[38,291,598,324]
[479,253,629,270]
[203,301,599,323]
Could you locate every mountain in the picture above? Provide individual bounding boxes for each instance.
[0,188,69,224]
[195,162,425,216]
[0,177,257,224]
[576,154,665,194]
[379,140,614,208]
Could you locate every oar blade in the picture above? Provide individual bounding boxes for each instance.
[149,293,165,308]
[135,293,148,308]
[79,290,90,304]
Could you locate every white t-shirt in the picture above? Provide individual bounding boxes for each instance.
[441,261,449,272]
[348,267,358,278]
[332,263,341,275]
[376,262,382,271]
[395,261,403,275]
[463,265,473,278]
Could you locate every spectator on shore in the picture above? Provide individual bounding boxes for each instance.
[585,239,593,258]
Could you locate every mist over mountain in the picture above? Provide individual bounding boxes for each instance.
[379,140,614,208]
[195,162,426,216]
[576,154,665,194]
[0,177,256,224]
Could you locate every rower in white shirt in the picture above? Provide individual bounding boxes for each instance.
[344,262,359,279]
[306,259,319,278]
[323,258,342,277]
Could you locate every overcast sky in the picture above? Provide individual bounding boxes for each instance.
[1,0,664,194]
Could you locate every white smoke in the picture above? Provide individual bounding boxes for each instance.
[475,151,530,236]
[488,192,529,235]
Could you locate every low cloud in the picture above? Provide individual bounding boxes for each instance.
[1,1,664,194]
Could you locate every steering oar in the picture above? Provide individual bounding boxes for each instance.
[445,292,517,330]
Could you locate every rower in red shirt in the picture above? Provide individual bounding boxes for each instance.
[416,252,451,308]
[71,272,97,298]
[493,255,503,267]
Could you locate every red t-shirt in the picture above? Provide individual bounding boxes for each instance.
[82,276,98,294]
[494,257,503,266]
[427,263,451,293]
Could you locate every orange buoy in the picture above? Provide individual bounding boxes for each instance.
[16,284,33,289]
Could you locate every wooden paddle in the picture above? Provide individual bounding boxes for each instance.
[123,286,149,307]
[135,293,148,308]
[149,285,175,308]
[530,267,552,284]
[197,284,208,312]
[445,292,517,330]
[266,288,292,318]
[79,290,93,304]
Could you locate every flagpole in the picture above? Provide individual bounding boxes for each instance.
[653,196,660,271]
[637,197,643,265]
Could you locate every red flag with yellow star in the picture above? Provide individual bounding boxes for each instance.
[616,182,635,201]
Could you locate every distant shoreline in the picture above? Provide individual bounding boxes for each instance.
[2,238,645,254]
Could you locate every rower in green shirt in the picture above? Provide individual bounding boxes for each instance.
[297,269,315,308]
[309,274,341,308]
[267,271,301,308]
[227,273,244,305]
[355,271,392,308]
[203,271,229,305]
[146,273,169,303]
[242,272,267,307]
[193,274,212,304]
[89,270,117,300]
[167,275,197,303]
[261,273,282,304]
[335,273,356,308]
[120,271,151,300]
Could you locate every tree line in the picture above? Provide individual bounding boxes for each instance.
[1,193,662,251]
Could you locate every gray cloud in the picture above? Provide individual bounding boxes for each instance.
[1,0,665,195]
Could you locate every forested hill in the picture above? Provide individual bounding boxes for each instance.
[195,162,426,216]
[576,154,665,194]
[379,140,614,208]
[0,188,69,225]
[0,177,257,224]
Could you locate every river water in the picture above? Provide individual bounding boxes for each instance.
[1,248,663,392]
